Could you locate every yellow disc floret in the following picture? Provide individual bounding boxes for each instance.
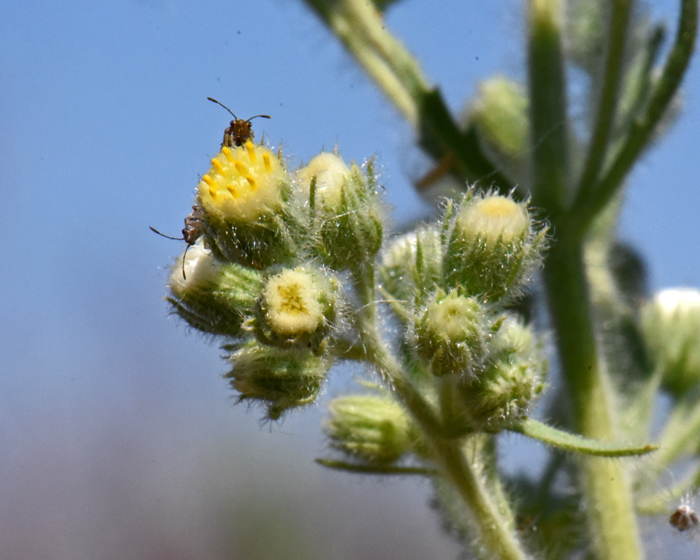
[263,268,326,336]
[197,140,287,223]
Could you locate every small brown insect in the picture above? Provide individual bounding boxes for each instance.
[150,205,205,280]
[207,97,271,147]
[670,504,699,532]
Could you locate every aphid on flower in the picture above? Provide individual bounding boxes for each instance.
[207,97,271,147]
[149,205,205,280]
[670,504,699,532]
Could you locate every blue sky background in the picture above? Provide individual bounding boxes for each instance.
[1,1,699,558]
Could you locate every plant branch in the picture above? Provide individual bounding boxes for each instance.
[528,0,569,218]
[574,0,633,202]
[352,256,526,560]
[569,0,699,239]
[304,0,513,192]
[431,437,529,560]
[303,0,428,126]
[652,396,700,472]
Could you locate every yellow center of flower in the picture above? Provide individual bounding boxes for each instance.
[197,140,287,223]
[457,196,529,246]
[263,269,325,336]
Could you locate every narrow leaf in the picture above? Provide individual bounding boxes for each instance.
[316,458,437,476]
[510,417,657,457]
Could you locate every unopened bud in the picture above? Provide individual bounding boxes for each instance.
[642,288,700,397]
[226,340,332,420]
[380,227,442,307]
[325,395,413,464]
[296,153,383,271]
[468,76,528,160]
[416,290,488,377]
[168,243,263,337]
[444,192,545,302]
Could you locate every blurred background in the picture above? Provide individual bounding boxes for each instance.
[1,0,699,558]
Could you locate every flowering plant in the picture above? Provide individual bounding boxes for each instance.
[157,1,700,559]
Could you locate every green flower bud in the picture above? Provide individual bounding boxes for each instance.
[443,192,546,302]
[468,75,528,161]
[198,140,304,269]
[325,395,413,464]
[297,152,383,271]
[461,319,546,431]
[642,288,700,397]
[255,265,338,350]
[416,290,489,377]
[167,243,263,337]
[379,227,442,307]
[225,340,332,420]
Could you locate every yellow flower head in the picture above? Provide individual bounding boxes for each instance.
[262,268,327,336]
[197,140,288,223]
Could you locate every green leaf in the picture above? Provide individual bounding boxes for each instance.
[315,458,437,476]
[510,417,657,457]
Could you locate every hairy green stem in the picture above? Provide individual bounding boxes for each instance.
[544,238,643,560]
[431,437,528,560]
[529,2,644,557]
[570,0,699,239]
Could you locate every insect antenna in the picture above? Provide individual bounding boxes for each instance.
[149,226,184,241]
[207,97,237,119]
[246,114,272,123]
[149,226,189,280]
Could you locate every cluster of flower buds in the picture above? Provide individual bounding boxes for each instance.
[165,137,384,419]
[380,191,548,434]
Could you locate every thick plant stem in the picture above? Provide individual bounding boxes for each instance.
[529,2,643,556]
[544,237,643,560]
